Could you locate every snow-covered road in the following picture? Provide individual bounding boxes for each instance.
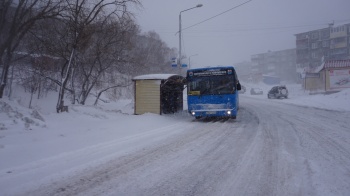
[1,96,350,196]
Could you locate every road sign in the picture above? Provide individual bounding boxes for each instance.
[171,57,177,67]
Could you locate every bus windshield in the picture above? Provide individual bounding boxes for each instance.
[188,75,235,95]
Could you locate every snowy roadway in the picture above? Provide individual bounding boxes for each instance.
[1,96,350,195]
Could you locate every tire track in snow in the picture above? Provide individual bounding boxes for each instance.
[12,97,350,196]
[1,121,189,196]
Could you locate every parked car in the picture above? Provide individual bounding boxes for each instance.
[267,85,288,99]
[250,88,263,95]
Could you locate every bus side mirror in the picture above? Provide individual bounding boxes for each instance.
[237,81,242,90]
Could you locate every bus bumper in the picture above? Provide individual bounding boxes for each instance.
[189,109,237,119]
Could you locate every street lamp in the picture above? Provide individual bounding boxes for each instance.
[178,4,203,74]
[188,54,198,69]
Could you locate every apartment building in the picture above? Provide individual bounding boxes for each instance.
[295,23,350,72]
[233,61,252,82]
[250,49,297,83]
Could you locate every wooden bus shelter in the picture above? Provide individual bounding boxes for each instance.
[132,74,185,115]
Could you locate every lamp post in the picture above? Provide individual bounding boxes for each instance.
[178,4,203,74]
[188,54,198,69]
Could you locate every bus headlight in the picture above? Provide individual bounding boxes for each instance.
[191,111,196,116]
[227,110,231,115]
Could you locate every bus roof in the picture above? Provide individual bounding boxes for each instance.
[187,66,235,72]
[133,74,179,80]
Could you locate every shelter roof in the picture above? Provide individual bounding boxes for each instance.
[133,74,181,80]
[312,59,350,73]
[324,59,350,69]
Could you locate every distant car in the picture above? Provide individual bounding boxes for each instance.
[250,88,263,95]
[267,85,288,99]
[239,85,246,94]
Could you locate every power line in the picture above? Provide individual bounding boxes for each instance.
[156,18,350,36]
[181,0,253,32]
[169,19,350,37]
[186,23,331,34]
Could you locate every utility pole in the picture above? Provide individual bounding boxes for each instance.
[178,4,203,75]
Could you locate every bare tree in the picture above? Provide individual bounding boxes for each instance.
[3,0,181,110]
[128,31,177,76]
[93,83,131,106]
[28,0,140,112]
[18,67,40,109]
[76,16,138,105]
[0,0,64,98]
[60,0,141,112]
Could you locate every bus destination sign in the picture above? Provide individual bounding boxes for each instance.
[188,69,232,77]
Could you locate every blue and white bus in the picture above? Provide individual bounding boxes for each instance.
[186,66,242,119]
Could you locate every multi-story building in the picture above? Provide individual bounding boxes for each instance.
[330,24,350,60]
[295,23,350,73]
[233,61,252,82]
[250,49,297,83]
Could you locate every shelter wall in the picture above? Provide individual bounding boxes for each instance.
[305,73,325,91]
[135,80,160,115]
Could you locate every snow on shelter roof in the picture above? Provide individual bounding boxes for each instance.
[132,74,180,80]
[312,59,350,73]
[324,59,350,69]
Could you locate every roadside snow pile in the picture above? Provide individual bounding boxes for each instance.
[297,88,350,111]
[279,86,350,111]
[95,99,134,115]
[329,88,350,99]
[63,100,133,120]
[0,100,46,130]
[241,82,350,112]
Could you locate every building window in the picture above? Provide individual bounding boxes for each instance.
[323,51,329,57]
[322,41,329,47]
[297,33,309,40]
[334,26,346,32]
[331,48,347,55]
[321,30,329,39]
[311,42,318,49]
[333,37,346,44]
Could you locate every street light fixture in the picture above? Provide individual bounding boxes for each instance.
[188,54,198,69]
[178,4,203,74]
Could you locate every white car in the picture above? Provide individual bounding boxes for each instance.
[250,88,263,95]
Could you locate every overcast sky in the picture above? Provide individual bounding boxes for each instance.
[134,0,350,68]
